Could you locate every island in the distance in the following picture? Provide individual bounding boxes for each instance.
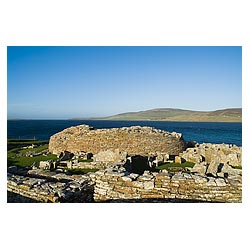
[72,108,242,122]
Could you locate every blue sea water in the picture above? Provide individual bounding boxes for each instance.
[7,120,242,146]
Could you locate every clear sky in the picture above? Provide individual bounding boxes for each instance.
[7,46,242,119]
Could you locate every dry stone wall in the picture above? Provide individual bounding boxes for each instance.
[49,125,186,156]
[7,166,242,203]
[91,166,242,203]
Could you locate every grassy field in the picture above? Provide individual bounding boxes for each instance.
[7,140,58,167]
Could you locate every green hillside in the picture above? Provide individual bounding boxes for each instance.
[102,108,242,122]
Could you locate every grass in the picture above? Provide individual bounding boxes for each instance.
[78,159,93,163]
[7,140,57,167]
[232,166,242,170]
[131,160,195,174]
[8,153,58,167]
[155,161,195,171]
[16,144,48,154]
[66,168,99,175]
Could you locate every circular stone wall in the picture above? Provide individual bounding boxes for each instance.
[48,125,187,156]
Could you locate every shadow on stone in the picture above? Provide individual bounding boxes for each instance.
[7,191,42,203]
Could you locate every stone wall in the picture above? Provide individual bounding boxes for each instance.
[48,125,186,156]
[91,166,242,203]
[7,166,242,203]
[7,168,94,203]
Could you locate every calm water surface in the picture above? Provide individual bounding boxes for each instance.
[7,120,242,146]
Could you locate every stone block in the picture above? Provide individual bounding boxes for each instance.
[206,160,220,177]
[141,193,164,199]
[175,156,182,164]
[215,178,227,187]
[143,181,154,190]
[125,181,144,188]
[114,186,137,194]
[121,176,132,182]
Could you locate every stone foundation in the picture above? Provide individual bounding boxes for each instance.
[91,167,242,203]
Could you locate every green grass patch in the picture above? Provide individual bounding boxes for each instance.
[156,161,195,171]
[232,166,242,170]
[66,168,99,175]
[8,154,58,168]
[16,144,48,154]
[131,160,195,174]
[78,159,93,163]
[7,143,57,167]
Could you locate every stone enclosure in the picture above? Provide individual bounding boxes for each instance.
[8,125,242,203]
[48,125,186,156]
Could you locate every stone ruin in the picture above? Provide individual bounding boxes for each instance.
[180,143,242,178]
[47,125,187,170]
[7,164,242,203]
[7,125,242,203]
[48,125,187,157]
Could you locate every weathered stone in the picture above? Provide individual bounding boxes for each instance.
[8,159,242,203]
[215,178,227,187]
[93,149,127,163]
[143,181,154,190]
[180,143,242,167]
[190,163,207,175]
[175,156,182,164]
[49,125,186,156]
[39,161,50,170]
[193,174,208,184]
[206,177,217,186]
[121,176,132,182]
[137,175,153,181]
[206,160,220,177]
[128,173,139,180]
[220,163,241,176]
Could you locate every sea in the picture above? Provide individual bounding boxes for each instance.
[7,120,242,146]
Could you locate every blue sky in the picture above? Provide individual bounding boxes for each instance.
[7,46,242,119]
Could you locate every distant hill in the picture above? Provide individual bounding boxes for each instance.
[87,108,242,122]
